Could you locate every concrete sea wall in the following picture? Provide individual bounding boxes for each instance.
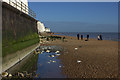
[2,2,39,73]
[2,2,37,45]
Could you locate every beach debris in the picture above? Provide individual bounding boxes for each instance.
[55,50,60,53]
[59,66,62,68]
[49,60,56,63]
[40,51,44,54]
[51,55,55,57]
[19,72,24,77]
[1,72,8,77]
[22,71,28,76]
[49,55,55,58]
[52,61,56,63]
[77,60,81,63]
[55,53,60,56]
[8,74,12,77]
[75,48,78,50]
[46,50,50,53]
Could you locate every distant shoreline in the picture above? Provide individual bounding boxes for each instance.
[53,32,118,41]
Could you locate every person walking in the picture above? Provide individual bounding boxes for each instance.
[100,34,103,40]
[77,34,79,40]
[81,35,83,40]
[97,35,100,40]
[87,35,89,41]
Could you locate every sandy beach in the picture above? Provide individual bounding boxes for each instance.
[42,35,118,78]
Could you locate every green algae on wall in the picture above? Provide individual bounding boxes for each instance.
[2,2,39,57]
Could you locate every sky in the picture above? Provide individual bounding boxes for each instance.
[28,2,118,32]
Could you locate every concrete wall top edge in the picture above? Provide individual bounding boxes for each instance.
[2,2,37,22]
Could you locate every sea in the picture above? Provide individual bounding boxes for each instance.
[55,32,119,41]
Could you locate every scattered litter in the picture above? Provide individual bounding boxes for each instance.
[49,60,56,63]
[55,53,60,56]
[8,74,12,77]
[51,55,55,57]
[55,51,60,53]
[77,60,81,63]
[41,51,44,54]
[19,73,24,77]
[75,48,78,50]
[59,66,62,68]
[49,55,55,57]
[46,50,50,53]
[2,72,8,77]
[52,61,56,63]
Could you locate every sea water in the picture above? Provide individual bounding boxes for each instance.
[55,32,119,41]
[36,52,66,78]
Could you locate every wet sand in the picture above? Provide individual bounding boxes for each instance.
[43,35,118,78]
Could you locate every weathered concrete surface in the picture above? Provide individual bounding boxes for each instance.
[2,2,38,43]
[2,43,40,73]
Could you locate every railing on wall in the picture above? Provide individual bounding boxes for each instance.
[8,0,36,19]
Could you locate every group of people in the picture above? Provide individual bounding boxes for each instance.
[77,34,89,41]
[77,34,103,41]
[97,35,102,40]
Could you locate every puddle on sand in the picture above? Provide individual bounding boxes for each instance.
[35,52,66,78]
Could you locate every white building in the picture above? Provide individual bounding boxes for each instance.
[37,21,46,33]
[37,21,51,33]
[45,28,51,32]
[2,0,29,14]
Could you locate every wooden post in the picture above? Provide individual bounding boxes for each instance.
[25,5,26,13]
[9,0,11,5]
[21,2,22,12]
[16,0,17,8]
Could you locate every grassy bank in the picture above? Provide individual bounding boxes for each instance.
[2,33,39,57]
